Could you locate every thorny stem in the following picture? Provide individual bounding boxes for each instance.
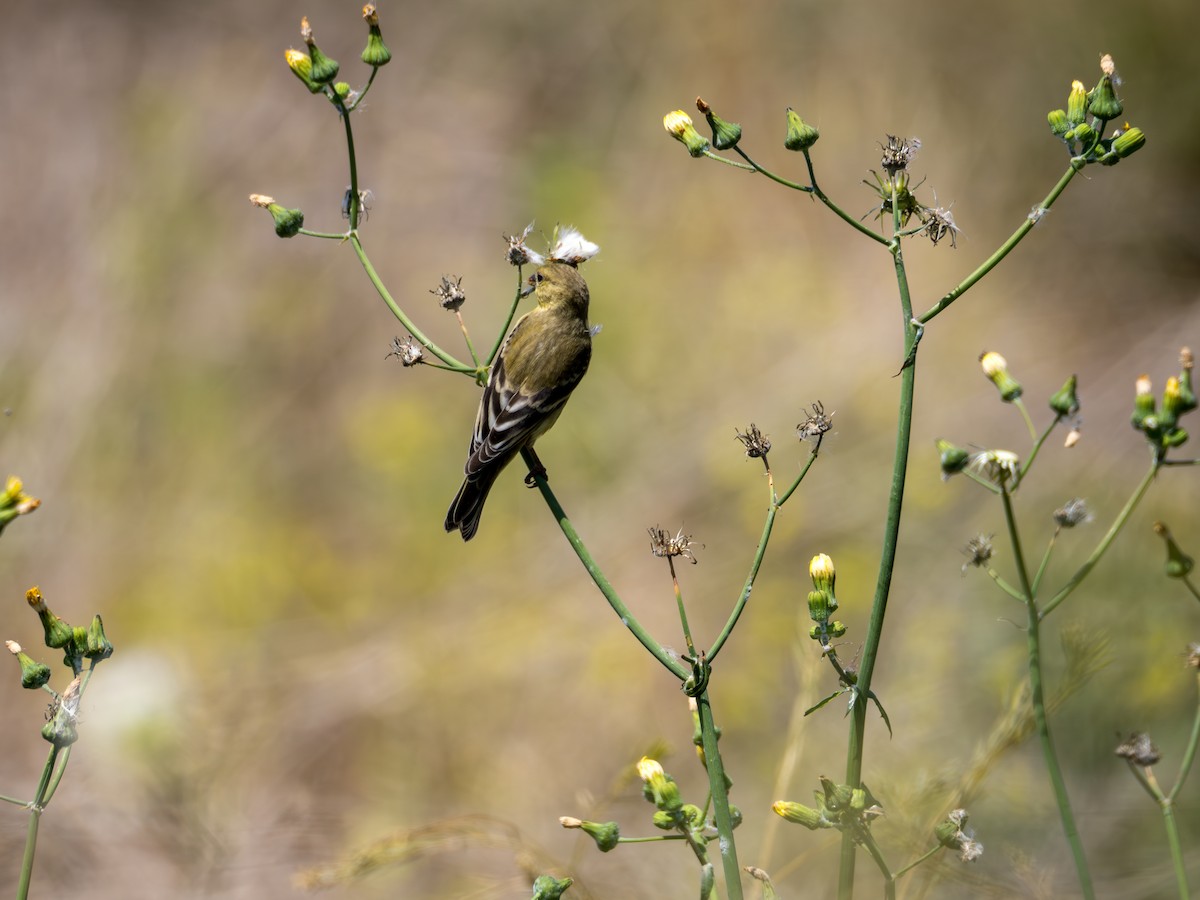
[707,436,823,664]
[839,182,919,900]
[1000,484,1095,900]
[1040,460,1160,619]
[917,164,1079,323]
[522,448,687,680]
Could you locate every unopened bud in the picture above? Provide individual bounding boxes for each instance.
[360,4,392,67]
[300,18,339,84]
[26,587,74,651]
[936,438,970,477]
[560,817,620,852]
[772,800,828,829]
[1066,80,1088,126]
[696,98,741,151]
[6,640,51,689]
[1154,522,1194,579]
[85,614,113,661]
[284,48,322,94]
[531,875,573,900]
[784,108,819,151]
[1131,374,1156,432]
[1110,125,1145,159]
[1087,58,1123,120]
[1047,109,1070,137]
[1049,375,1080,417]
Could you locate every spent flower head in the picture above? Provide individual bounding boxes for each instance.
[735,424,771,459]
[935,808,984,863]
[797,401,834,442]
[431,275,466,311]
[504,222,545,267]
[387,336,425,367]
[1053,498,1093,528]
[880,135,921,175]
[961,534,994,573]
[920,203,960,248]
[1115,732,1160,766]
[648,526,699,564]
[968,450,1020,485]
[548,225,600,266]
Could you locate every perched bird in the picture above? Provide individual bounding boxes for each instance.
[445,261,593,540]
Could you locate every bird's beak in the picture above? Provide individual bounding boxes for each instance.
[520,281,536,298]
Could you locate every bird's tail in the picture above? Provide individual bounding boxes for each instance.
[444,469,502,541]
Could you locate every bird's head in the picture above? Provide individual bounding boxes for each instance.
[521,261,590,319]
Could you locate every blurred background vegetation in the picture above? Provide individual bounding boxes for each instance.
[1,0,1198,897]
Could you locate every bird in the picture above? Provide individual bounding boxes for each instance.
[445,261,593,541]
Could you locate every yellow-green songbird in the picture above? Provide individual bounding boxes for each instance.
[445,261,592,541]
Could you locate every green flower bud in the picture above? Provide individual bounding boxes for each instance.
[1066,80,1088,126]
[652,809,681,830]
[820,776,854,813]
[1047,109,1070,137]
[6,641,51,689]
[85,614,113,661]
[1087,71,1123,121]
[980,351,1023,402]
[1163,427,1189,449]
[700,863,715,900]
[559,817,620,852]
[807,589,835,624]
[26,587,74,650]
[300,18,339,85]
[1111,126,1145,159]
[727,805,743,829]
[1153,522,1194,579]
[809,553,835,594]
[663,110,710,158]
[1049,375,1080,417]
[333,82,352,99]
[531,874,573,900]
[637,757,682,812]
[827,621,847,638]
[935,438,970,477]
[1068,121,1096,149]
[284,49,323,94]
[1131,374,1156,432]
[696,98,741,151]
[934,819,961,848]
[772,800,828,829]
[249,194,305,238]
[784,108,819,151]
[360,4,393,67]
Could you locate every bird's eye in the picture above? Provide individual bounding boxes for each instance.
[534,273,545,283]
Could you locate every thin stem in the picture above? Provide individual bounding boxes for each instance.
[1161,802,1190,900]
[987,568,1026,602]
[1012,398,1038,444]
[454,311,481,367]
[1030,529,1061,598]
[349,234,474,372]
[707,506,775,665]
[1168,672,1200,804]
[617,834,688,844]
[839,189,919,899]
[1001,484,1095,900]
[0,793,27,806]
[893,845,942,880]
[1019,415,1064,485]
[487,267,526,367]
[522,448,687,680]
[1041,460,1159,619]
[297,228,349,240]
[16,747,60,900]
[803,150,893,246]
[1180,574,1200,603]
[857,829,897,900]
[917,164,1080,323]
[668,558,696,658]
[732,147,814,193]
[346,66,379,114]
[702,149,756,171]
[696,691,743,900]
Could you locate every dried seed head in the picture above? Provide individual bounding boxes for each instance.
[431,275,466,311]
[735,424,772,458]
[648,526,700,564]
[962,535,994,573]
[1115,732,1160,766]
[387,336,425,367]
[1053,498,1093,528]
[880,135,921,175]
[797,401,833,441]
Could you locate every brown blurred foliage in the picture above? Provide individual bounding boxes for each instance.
[1,0,1198,897]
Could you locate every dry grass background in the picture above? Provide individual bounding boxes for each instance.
[1,1,1198,897]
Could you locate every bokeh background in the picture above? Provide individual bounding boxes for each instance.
[1,1,1198,897]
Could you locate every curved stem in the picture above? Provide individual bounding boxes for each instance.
[803,149,893,246]
[702,149,756,171]
[918,164,1080,323]
[346,66,379,114]
[1040,460,1159,619]
[1001,485,1095,900]
[732,147,813,193]
[707,438,822,664]
[1168,672,1200,804]
[487,266,526,367]
[857,828,897,900]
[1012,398,1038,443]
[893,844,942,880]
[522,448,687,680]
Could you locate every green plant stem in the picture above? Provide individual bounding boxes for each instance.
[0,793,26,807]
[1019,415,1064,484]
[1040,460,1159,619]
[857,829,897,900]
[1030,529,1061,597]
[732,147,813,193]
[917,165,1080,323]
[803,150,893,246]
[297,228,349,240]
[707,438,822,664]
[486,267,527,366]
[696,691,743,900]
[702,149,756,171]
[838,204,919,900]
[986,568,1026,602]
[1161,798,1189,900]
[454,311,481,367]
[1180,574,1200,603]
[1169,672,1200,804]
[16,747,60,900]
[522,448,687,680]
[617,834,688,844]
[1013,398,1037,443]
[668,558,696,657]
[1000,485,1095,900]
[346,66,379,114]
[892,845,941,880]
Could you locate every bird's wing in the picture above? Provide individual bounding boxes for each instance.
[466,334,590,476]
